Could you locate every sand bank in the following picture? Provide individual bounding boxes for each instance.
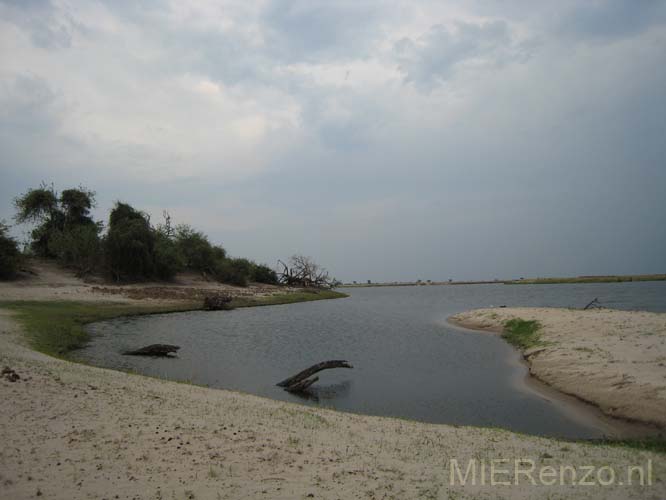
[449,307,666,430]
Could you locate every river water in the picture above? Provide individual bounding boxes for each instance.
[75,281,666,438]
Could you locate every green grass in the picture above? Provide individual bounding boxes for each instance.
[502,318,543,350]
[0,300,200,357]
[584,436,666,454]
[0,290,347,358]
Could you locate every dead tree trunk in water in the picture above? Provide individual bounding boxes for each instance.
[277,360,353,391]
[583,298,601,310]
[123,344,180,357]
[284,376,319,393]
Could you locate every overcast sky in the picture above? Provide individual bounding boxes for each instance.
[1,0,665,282]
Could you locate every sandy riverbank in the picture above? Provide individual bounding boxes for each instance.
[1,269,665,499]
[449,308,666,430]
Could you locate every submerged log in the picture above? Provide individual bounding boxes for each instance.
[277,360,353,389]
[123,344,180,357]
[284,376,319,393]
[203,294,233,311]
[583,298,601,310]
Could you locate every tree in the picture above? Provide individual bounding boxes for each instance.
[14,184,100,263]
[49,223,102,274]
[105,202,156,281]
[174,224,220,274]
[13,183,58,224]
[213,258,249,286]
[252,264,278,285]
[0,222,21,280]
[60,187,96,226]
[277,255,335,288]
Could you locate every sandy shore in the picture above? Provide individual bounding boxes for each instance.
[1,270,665,498]
[450,308,666,430]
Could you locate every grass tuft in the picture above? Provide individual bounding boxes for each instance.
[502,318,543,350]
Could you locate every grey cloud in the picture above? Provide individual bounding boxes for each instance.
[1,1,665,281]
[0,74,64,136]
[0,0,83,49]
[558,0,666,40]
[261,0,386,62]
[394,20,522,90]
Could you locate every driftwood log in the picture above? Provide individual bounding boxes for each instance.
[123,344,180,357]
[583,298,602,310]
[203,294,233,311]
[277,360,353,392]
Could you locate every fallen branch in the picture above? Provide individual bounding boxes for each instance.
[583,298,601,310]
[277,360,353,390]
[123,344,180,357]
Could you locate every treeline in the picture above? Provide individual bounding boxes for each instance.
[1,184,277,286]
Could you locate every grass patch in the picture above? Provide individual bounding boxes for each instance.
[502,318,543,350]
[0,300,200,357]
[584,437,666,454]
[0,290,347,358]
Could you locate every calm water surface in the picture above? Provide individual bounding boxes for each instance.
[76,282,666,438]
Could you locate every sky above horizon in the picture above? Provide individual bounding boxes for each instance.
[1,0,665,282]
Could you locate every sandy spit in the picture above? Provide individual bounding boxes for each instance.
[0,268,665,499]
[449,307,666,430]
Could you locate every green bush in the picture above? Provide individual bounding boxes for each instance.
[105,203,156,281]
[0,223,21,280]
[213,259,248,286]
[153,233,185,280]
[48,224,102,274]
[14,185,98,260]
[252,263,278,284]
[174,224,221,274]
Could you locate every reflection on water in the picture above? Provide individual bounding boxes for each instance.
[291,380,353,403]
[74,281,666,438]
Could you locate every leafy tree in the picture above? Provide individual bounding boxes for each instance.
[13,184,58,224]
[60,187,96,226]
[174,224,220,274]
[213,258,248,286]
[0,222,21,280]
[105,202,156,281]
[49,224,103,274]
[252,263,278,284]
[14,184,99,260]
[153,232,185,280]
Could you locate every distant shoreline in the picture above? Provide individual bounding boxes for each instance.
[342,273,666,288]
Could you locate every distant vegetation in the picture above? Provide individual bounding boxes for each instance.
[504,275,666,285]
[3,183,286,286]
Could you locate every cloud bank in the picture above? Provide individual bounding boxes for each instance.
[1,0,665,281]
